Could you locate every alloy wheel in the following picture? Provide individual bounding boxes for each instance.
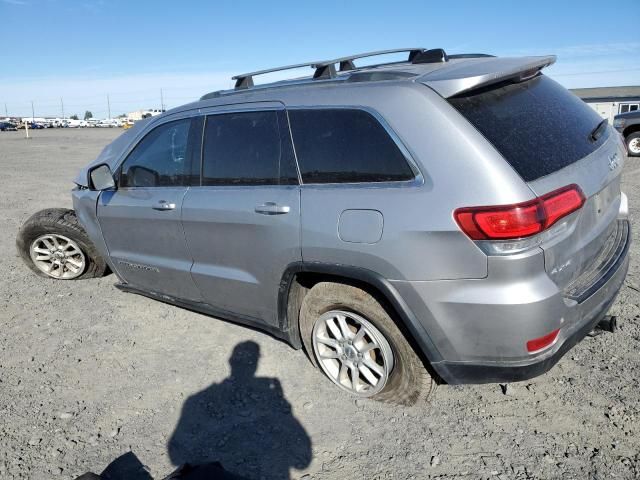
[312,310,394,397]
[29,234,86,279]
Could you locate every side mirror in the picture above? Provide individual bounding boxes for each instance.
[89,164,116,191]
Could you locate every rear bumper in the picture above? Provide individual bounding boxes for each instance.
[392,220,631,385]
[434,278,623,384]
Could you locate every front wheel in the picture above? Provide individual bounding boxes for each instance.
[299,282,435,405]
[16,208,107,280]
[627,132,640,157]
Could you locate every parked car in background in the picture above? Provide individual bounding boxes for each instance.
[96,119,118,128]
[614,110,640,156]
[18,122,45,129]
[17,48,631,405]
[65,120,88,128]
[0,121,18,131]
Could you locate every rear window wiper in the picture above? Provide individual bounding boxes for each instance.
[589,119,608,143]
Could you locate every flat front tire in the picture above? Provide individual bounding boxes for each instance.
[16,208,107,280]
[299,282,435,405]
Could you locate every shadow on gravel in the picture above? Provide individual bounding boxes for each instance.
[167,341,312,480]
[75,451,152,480]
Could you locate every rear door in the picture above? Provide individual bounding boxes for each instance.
[181,107,301,326]
[448,75,626,292]
[97,116,203,301]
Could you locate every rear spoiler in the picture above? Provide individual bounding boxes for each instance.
[417,55,556,98]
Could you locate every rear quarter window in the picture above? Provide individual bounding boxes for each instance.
[288,108,415,184]
[448,75,610,182]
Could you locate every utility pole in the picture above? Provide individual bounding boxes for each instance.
[31,101,35,122]
[60,97,65,119]
[107,94,111,119]
[4,103,7,118]
[160,88,164,111]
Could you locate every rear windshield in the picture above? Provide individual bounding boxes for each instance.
[448,75,610,182]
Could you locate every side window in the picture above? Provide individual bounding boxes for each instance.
[120,118,192,188]
[288,109,415,184]
[202,110,298,186]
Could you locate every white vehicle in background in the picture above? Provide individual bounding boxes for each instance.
[45,118,65,128]
[65,119,88,128]
[96,119,119,128]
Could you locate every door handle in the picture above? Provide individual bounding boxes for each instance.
[152,200,176,211]
[255,202,290,215]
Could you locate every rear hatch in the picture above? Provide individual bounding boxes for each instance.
[444,72,626,298]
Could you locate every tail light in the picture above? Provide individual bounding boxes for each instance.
[454,185,585,241]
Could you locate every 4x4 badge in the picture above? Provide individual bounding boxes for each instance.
[608,152,620,171]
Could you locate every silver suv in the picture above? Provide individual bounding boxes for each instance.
[17,48,631,405]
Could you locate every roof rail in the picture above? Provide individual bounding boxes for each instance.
[232,48,426,90]
[448,53,496,59]
[314,48,426,72]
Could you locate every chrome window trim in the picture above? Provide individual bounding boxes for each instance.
[115,103,425,190]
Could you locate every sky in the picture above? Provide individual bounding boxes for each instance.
[1,0,639,118]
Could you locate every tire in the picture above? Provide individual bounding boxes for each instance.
[626,132,640,157]
[299,282,435,405]
[16,208,107,280]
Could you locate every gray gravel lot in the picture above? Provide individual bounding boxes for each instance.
[1,128,639,480]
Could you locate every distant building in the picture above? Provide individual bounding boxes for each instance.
[571,86,640,123]
[127,108,166,121]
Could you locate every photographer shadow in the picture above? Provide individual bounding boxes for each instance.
[168,341,312,479]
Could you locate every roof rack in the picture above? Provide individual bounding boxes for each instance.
[232,48,427,90]
[230,48,496,91]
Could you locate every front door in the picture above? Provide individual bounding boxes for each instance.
[97,116,202,301]
[181,109,301,326]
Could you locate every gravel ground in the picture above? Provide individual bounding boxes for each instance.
[1,128,639,480]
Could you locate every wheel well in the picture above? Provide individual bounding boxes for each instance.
[284,269,441,380]
[293,271,395,316]
[623,124,640,138]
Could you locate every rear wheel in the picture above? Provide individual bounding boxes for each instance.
[299,282,435,405]
[627,132,640,157]
[16,208,107,280]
